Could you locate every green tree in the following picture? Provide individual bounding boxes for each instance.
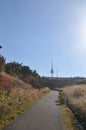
[31,70,42,89]
[21,66,32,79]
[0,55,6,72]
[5,62,22,78]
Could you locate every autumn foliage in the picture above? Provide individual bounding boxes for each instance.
[0,48,50,130]
[0,76,11,90]
[5,62,42,89]
[24,75,33,84]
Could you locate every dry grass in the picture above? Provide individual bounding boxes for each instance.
[59,105,78,130]
[0,72,50,130]
[60,85,86,129]
[0,72,32,89]
[63,85,86,111]
[0,87,50,130]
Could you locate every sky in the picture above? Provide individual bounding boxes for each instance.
[0,0,86,77]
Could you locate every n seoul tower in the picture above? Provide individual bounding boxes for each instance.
[50,61,54,77]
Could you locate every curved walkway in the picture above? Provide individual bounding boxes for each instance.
[3,91,64,130]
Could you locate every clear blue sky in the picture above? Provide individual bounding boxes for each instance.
[0,0,86,77]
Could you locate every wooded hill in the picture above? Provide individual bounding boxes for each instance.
[41,77,86,89]
[0,54,43,89]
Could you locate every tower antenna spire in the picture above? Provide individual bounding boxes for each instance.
[50,60,54,77]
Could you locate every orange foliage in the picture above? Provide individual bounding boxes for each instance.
[24,75,33,84]
[0,76,11,90]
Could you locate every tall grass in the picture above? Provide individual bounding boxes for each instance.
[0,72,50,129]
[0,71,50,130]
[63,85,86,111]
[58,85,86,130]
[0,87,50,130]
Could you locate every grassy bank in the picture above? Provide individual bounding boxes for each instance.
[58,92,79,130]
[0,72,32,89]
[0,72,50,130]
[63,85,86,111]
[59,104,78,130]
[61,85,86,130]
[0,87,50,130]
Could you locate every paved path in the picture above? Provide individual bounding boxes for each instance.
[3,91,64,130]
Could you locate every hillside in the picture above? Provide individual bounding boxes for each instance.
[0,72,49,130]
[0,72,32,90]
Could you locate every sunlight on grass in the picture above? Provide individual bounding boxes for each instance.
[0,87,50,130]
[0,72,50,130]
[59,85,86,129]
[63,85,86,111]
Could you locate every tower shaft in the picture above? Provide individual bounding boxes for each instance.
[50,61,54,77]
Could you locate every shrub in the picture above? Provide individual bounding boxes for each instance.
[0,76,11,91]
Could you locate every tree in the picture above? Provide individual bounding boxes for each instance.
[21,66,32,79]
[0,55,6,72]
[5,61,42,88]
[5,62,22,78]
[5,62,32,79]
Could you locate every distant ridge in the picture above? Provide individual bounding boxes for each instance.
[41,77,86,89]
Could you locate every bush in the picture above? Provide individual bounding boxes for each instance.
[0,76,11,91]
